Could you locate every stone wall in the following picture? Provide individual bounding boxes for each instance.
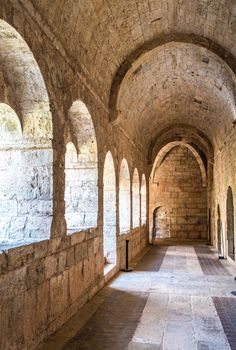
[0,4,149,350]
[213,128,236,259]
[150,146,207,240]
[120,226,148,269]
[0,224,148,350]
[0,230,102,349]
[0,146,53,240]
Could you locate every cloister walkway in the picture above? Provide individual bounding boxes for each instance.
[40,241,236,350]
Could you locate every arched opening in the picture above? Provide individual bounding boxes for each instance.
[153,206,170,239]
[141,174,147,225]
[119,159,131,233]
[64,142,79,232]
[226,187,234,260]
[103,151,117,267]
[217,204,223,258]
[132,168,140,228]
[150,144,207,240]
[65,100,98,233]
[0,21,53,247]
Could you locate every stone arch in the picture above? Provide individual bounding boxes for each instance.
[65,100,98,233]
[150,144,207,240]
[64,142,79,232]
[0,22,53,246]
[141,174,147,225]
[149,124,214,165]
[217,204,223,258]
[0,19,52,139]
[226,186,235,260]
[119,159,131,233]
[109,33,236,124]
[132,168,140,228]
[151,141,207,188]
[103,151,117,266]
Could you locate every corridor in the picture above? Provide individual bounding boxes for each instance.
[40,241,236,350]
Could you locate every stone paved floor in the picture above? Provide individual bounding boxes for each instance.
[39,240,236,350]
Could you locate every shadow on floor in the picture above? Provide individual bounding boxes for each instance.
[62,290,149,350]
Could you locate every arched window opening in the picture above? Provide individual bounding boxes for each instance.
[0,21,53,248]
[141,174,147,225]
[227,187,234,260]
[103,151,117,266]
[65,100,98,233]
[132,168,140,228]
[0,20,52,139]
[217,204,223,258]
[65,142,79,232]
[119,159,131,233]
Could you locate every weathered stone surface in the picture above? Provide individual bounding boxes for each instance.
[150,145,207,240]
[45,255,58,280]
[0,0,235,349]
[36,281,49,335]
[49,271,69,321]
[69,262,83,304]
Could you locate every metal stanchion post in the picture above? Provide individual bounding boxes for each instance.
[121,239,133,272]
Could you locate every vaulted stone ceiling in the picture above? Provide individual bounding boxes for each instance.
[117,42,236,152]
[28,0,236,156]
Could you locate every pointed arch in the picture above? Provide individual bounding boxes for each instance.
[0,19,52,139]
[65,100,98,233]
[132,168,140,228]
[141,174,147,225]
[217,204,223,257]
[103,151,117,265]
[119,159,131,233]
[65,142,79,232]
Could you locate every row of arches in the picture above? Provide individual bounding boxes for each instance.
[217,186,235,260]
[103,154,146,266]
[0,20,147,250]
[119,158,146,233]
[65,148,147,238]
[65,147,147,265]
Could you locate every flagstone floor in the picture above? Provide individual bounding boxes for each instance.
[39,240,236,350]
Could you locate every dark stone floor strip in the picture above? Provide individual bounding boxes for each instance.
[213,297,236,350]
[62,290,149,350]
[134,245,168,272]
[194,246,230,276]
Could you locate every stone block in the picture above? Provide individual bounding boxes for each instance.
[7,244,34,270]
[66,246,75,268]
[69,262,83,304]
[45,255,58,279]
[0,267,27,298]
[36,281,49,335]
[24,287,36,346]
[71,231,86,245]
[34,240,49,260]
[83,257,95,289]
[26,259,45,288]
[49,271,69,320]
[58,250,67,273]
